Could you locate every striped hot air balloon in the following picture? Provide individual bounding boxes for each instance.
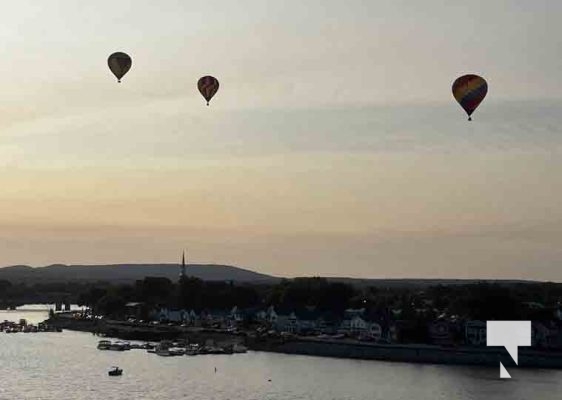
[198,76,219,106]
[452,74,488,121]
[108,52,132,83]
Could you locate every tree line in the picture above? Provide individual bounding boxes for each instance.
[2,277,561,323]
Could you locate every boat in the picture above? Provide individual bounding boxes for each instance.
[169,347,185,356]
[204,346,226,355]
[108,367,123,376]
[97,340,112,350]
[108,341,130,351]
[109,342,125,351]
[185,344,200,356]
[154,340,173,356]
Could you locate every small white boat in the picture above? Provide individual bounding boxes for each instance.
[97,340,112,350]
[154,340,173,356]
[185,344,200,356]
[108,341,131,351]
[169,347,185,356]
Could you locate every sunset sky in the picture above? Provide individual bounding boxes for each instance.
[1,1,562,280]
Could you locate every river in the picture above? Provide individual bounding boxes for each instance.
[1,309,561,400]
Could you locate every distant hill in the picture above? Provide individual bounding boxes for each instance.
[0,264,548,286]
[0,264,279,284]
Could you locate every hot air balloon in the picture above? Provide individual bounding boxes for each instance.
[108,52,132,83]
[198,76,219,106]
[452,74,488,121]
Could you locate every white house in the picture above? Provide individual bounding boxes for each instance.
[369,322,383,341]
[340,316,383,340]
[229,306,243,323]
[275,312,299,333]
[257,306,278,324]
[349,315,368,334]
[154,308,191,323]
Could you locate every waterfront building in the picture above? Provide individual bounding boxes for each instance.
[428,320,455,345]
[124,302,144,320]
[188,309,199,324]
[338,314,386,341]
[275,312,299,333]
[153,308,192,323]
[256,306,278,325]
[368,322,383,341]
[348,315,368,335]
[465,320,487,346]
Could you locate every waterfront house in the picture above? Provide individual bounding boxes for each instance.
[428,320,455,345]
[256,306,278,325]
[199,309,230,327]
[229,306,243,323]
[365,322,383,341]
[349,315,368,335]
[465,320,487,346]
[152,308,195,324]
[187,309,199,325]
[341,309,367,331]
[294,308,324,334]
[124,302,144,320]
[272,308,339,335]
[274,312,299,333]
[338,313,384,341]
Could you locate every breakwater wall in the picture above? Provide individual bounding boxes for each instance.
[249,338,562,369]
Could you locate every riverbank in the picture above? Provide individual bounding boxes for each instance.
[44,316,562,369]
[251,336,562,369]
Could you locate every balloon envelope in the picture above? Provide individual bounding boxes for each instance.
[198,76,219,105]
[452,74,488,120]
[108,52,132,82]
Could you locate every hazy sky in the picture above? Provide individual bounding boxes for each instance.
[1,0,562,280]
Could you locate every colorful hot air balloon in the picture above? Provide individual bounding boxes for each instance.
[452,74,488,121]
[198,76,219,106]
[108,52,132,83]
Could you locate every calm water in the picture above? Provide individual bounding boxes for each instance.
[1,310,561,400]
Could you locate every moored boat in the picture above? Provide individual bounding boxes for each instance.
[108,367,123,376]
[155,340,173,356]
[97,340,112,350]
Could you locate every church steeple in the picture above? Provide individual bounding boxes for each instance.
[180,250,186,279]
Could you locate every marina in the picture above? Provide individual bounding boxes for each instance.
[97,339,248,357]
[1,319,62,334]
[1,320,561,400]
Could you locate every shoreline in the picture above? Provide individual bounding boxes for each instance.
[250,337,562,369]
[45,317,562,369]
